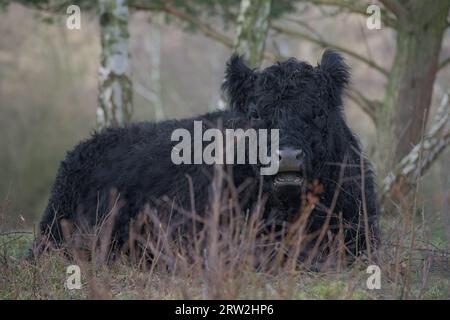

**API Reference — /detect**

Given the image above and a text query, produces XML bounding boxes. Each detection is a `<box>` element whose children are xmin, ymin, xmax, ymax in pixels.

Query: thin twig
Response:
<box><xmin>271</xmin><ymin>23</ymin><xmax>389</xmax><ymax>76</ymax></box>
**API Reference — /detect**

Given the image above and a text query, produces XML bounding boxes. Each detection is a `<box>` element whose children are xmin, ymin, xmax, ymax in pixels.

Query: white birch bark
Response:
<box><xmin>97</xmin><ymin>0</ymin><xmax>133</xmax><ymax>129</ymax></box>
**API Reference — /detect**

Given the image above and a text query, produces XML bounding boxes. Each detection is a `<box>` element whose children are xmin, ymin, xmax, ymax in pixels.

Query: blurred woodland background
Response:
<box><xmin>0</xmin><ymin>0</ymin><xmax>449</xmax><ymax>239</ymax></box>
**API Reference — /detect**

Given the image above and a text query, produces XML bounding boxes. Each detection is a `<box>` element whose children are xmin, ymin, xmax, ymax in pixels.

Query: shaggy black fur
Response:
<box><xmin>33</xmin><ymin>111</ymin><xmax>253</xmax><ymax>257</ymax></box>
<box><xmin>33</xmin><ymin>50</ymin><xmax>378</xmax><ymax>260</ymax></box>
<box><xmin>223</xmin><ymin>50</ymin><xmax>379</xmax><ymax>254</ymax></box>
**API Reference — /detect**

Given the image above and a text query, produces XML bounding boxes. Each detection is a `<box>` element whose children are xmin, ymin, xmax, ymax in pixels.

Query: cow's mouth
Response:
<box><xmin>273</xmin><ymin>172</ymin><xmax>304</xmax><ymax>188</ymax></box>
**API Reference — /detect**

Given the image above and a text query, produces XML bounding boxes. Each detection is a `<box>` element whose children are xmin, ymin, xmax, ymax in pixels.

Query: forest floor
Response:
<box><xmin>1</xmin><ymin>213</ymin><xmax>449</xmax><ymax>300</ymax></box>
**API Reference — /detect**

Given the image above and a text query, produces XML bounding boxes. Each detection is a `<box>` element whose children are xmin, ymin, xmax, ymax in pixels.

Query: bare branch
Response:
<box><xmin>284</xmin><ymin>16</ymin><xmax>326</xmax><ymax>40</ymax></box>
<box><xmin>31</xmin><ymin>0</ymin><xmax>73</xmax><ymax>12</ymax></box>
<box><xmin>271</xmin><ymin>23</ymin><xmax>389</xmax><ymax>77</ymax></box>
<box><xmin>378</xmin><ymin>0</ymin><xmax>407</xmax><ymax>19</ymax></box>
<box><xmin>439</xmin><ymin>56</ymin><xmax>450</xmax><ymax>71</ymax></box>
<box><xmin>131</xmin><ymin>3</ymin><xmax>233</xmax><ymax>48</ymax></box>
<box><xmin>132</xmin><ymin>3</ymin><xmax>387</xmax><ymax>117</ymax></box>
<box><xmin>233</xmin><ymin>0</ymin><xmax>272</xmax><ymax>67</ymax></box>
<box><xmin>300</xmin><ymin>0</ymin><xmax>397</xmax><ymax>27</ymax></box>
<box><xmin>345</xmin><ymin>87</ymin><xmax>380</xmax><ymax>124</ymax></box>
<box><xmin>382</xmin><ymin>92</ymin><xmax>450</xmax><ymax>206</ymax></box>
<box><xmin>130</xmin><ymin>2</ymin><xmax>278</xmax><ymax>61</ymax></box>
<box><xmin>0</xmin><ymin>231</ymin><xmax>33</xmax><ymax>236</ymax></box>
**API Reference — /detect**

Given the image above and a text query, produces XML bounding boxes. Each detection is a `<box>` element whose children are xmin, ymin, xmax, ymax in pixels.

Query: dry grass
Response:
<box><xmin>1</xmin><ymin>166</ymin><xmax>449</xmax><ymax>300</ymax></box>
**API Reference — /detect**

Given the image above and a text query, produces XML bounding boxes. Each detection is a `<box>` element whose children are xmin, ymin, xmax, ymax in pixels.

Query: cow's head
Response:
<box><xmin>222</xmin><ymin>50</ymin><xmax>350</xmax><ymax>200</ymax></box>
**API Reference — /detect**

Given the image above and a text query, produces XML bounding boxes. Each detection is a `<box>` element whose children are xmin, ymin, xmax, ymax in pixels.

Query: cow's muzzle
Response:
<box><xmin>273</xmin><ymin>148</ymin><xmax>305</xmax><ymax>188</ymax></box>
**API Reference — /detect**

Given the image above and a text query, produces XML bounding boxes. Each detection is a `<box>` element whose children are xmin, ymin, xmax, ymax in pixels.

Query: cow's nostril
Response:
<box><xmin>278</xmin><ymin>148</ymin><xmax>305</xmax><ymax>173</ymax></box>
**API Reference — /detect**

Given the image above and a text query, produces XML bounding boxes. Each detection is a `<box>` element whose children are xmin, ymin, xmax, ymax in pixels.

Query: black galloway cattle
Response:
<box><xmin>32</xmin><ymin>50</ymin><xmax>378</xmax><ymax>261</ymax></box>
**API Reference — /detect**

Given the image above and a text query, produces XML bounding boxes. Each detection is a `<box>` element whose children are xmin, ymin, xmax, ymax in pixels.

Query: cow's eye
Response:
<box><xmin>316</xmin><ymin>109</ymin><xmax>325</xmax><ymax>117</ymax></box>
<box><xmin>249</xmin><ymin>109</ymin><xmax>260</xmax><ymax>121</ymax></box>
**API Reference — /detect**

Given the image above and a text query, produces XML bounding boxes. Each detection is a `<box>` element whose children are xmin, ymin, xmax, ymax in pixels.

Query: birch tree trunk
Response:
<box><xmin>146</xmin><ymin>20</ymin><xmax>164</xmax><ymax>121</ymax></box>
<box><xmin>233</xmin><ymin>0</ymin><xmax>272</xmax><ymax>68</ymax></box>
<box><xmin>218</xmin><ymin>0</ymin><xmax>272</xmax><ymax>110</ymax></box>
<box><xmin>97</xmin><ymin>0</ymin><xmax>133</xmax><ymax>129</ymax></box>
<box><xmin>382</xmin><ymin>92</ymin><xmax>450</xmax><ymax>209</ymax></box>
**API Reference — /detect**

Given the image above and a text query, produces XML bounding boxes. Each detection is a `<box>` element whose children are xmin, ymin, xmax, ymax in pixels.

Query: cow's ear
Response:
<box><xmin>319</xmin><ymin>49</ymin><xmax>350</xmax><ymax>100</ymax></box>
<box><xmin>222</xmin><ymin>54</ymin><xmax>256</xmax><ymax>113</ymax></box>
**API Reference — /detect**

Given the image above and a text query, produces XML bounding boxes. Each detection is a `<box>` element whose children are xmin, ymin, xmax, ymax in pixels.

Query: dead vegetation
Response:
<box><xmin>1</xmin><ymin>165</ymin><xmax>449</xmax><ymax>300</ymax></box>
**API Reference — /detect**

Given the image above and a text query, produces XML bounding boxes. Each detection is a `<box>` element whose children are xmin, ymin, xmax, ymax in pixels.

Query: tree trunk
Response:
<box><xmin>97</xmin><ymin>0</ymin><xmax>133</xmax><ymax>129</ymax></box>
<box><xmin>233</xmin><ymin>0</ymin><xmax>272</xmax><ymax>68</ymax></box>
<box><xmin>376</xmin><ymin>0</ymin><xmax>450</xmax><ymax>177</ymax></box>
<box><xmin>382</xmin><ymin>93</ymin><xmax>450</xmax><ymax>208</ymax></box>
<box><xmin>146</xmin><ymin>19</ymin><xmax>164</xmax><ymax>121</ymax></box>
